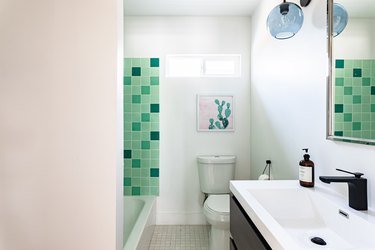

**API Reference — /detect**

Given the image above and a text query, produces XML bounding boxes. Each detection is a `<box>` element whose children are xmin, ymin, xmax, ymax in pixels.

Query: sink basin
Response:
<box><xmin>230</xmin><ymin>180</ymin><xmax>375</xmax><ymax>250</ymax></box>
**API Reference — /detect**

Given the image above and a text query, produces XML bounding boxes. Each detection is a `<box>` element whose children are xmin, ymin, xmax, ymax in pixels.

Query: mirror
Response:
<box><xmin>327</xmin><ymin>0</ymin><xmax>375</xmax><ymax>145</ymax></box>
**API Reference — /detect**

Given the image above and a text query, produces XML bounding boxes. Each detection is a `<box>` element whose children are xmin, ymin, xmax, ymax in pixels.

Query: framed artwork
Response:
<box><xmin>197</xmin><ymin>95</ymin><xmax>234</xmax><ymax>131</ymax></box>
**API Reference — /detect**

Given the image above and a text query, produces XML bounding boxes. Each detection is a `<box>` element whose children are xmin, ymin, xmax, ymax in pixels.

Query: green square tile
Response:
<box><xmin>344</xmin><ymin>104</ymin><xmax>352</xmax><ymax>112</ymax></box>
<box><xmin>150</xmin><ymin>168</ymin><xmax>159</xmax><ymax>177</ymax></box>
<box><xmin>353</xmin><ymin>86</ymin><xmax>361</xmax><ymax>95</ymax></box>
<box><xmin>353</xmin><ymin>95</ymin><xmax>362</xmax><ymax>104</ymax></box>
<box><xmin>132</xmin><ymin>140</ymin><xmax>141</xmax><ymax>149</ymax></box>
<box><xmin>132</xmin><ymin>77</ymin><xmax>140</xmax><ymax>85</ymax></box>
<box><xmin>124</xmin><ymin>95</ymin><xmax>132</xmax><ymax>104</ymax></box>
<box><xmin>335</xmin><ymin>96</ymin><xmax>343</xmax><ymax>103</ymax></box>
<box><xmin>362</xmin><ymin>131</ymin><xmax>371</xmax><ymax>139</ymax></box>
<box><xmin>362</xmin><ymin>78</ymin><xmax>371</xmax><ymax>86</ymax></box>
<box><xmin>124</xmin><ymin>76</ymin><xmax>132</xmax><ymax>85</ymax></box>
<box><xmin>124</xmin><ymin>159</ymin><xmax>132</xmax><ymax>168</ymax></box>
<box><xmin>141</xmin><ymin>104</ymin><xmax>150</xmax><ymax>113</ymax></box>
<box><xmin>140</xmin><ymin>187</ymin><xmax>150</xmax><ymax>195</ymax></box>
<box><xmin>123</xmin><ymin>178</ymin><xmax>133</xmax><ymax>188</ymax></box>
<box><xmin>353</xmin><ymin>78</ymin><xmax>362</xmax><ymax>86</ymax></box>
<box><xmin>343</xmin><ymin>113</ymin><xmax>352</xmax><ymax>122</ymax></box>
<box><xmin>132</xmin><ymin>169</ymin><xmax>140</xmax><ymax>177</ymax></box>
<box><xmin>132</xmin><ymin>86</ymin><xmax>141</xmax><ymax>95</ymax></box>
<box><xmin>141</xmin><ymin>132</ymin><xmax>149</xmax><ymax>140</ymax></box>
<box><xmin>336</xmin><ymin>59</ymin><xmax>344</xmax><ymax>68</ymax></box>
<box><xmin>141</xmin><ymin>86</ymin><xmax>150</xmax><ymax>95</ymax></box>
<box><xmin>343</xmin><ymin>122</ymin><xmax>351</xmax><ymax>131</ymax></box>
<box><xmin>124</xmin><ymin>187</ymin><xmax>131</xmax><ymax>196</ymax></box>
<box><xmin>151</xmin><ymin>159</ymin><xmax>159</xmax><ymax>168</ymax></box>
<box><xmin>140</xmin><ymin>58</ymin><xmax>150</xmax><ymax>68</ymax></box>
<box><xmin>345</xmin><ymin>69</ymin><xmax>352</xmax><ymax>77</ymax></box>
<box><xmin>124</xmin><ymin>85</ymin><xmax>131</xmax><ymax>94</ymax></box>
<box><xmin>124</xmin><ymin>67</ymin><xmax>131</xmax><ymax>77</ymax></box>
<box><xmin>132</xmin><ymin>95</ymin><xmax>141</xmax><ymax>103</ymax></box>
<box><xmin>150</xmin><ymin>104</ymin><xmax>159</xmax><ymax>113</ymax></box>
<box><xmin>150</xmin><ymin>141</ymin><xmax>159</xmax><ymax>150</ymax></box>
<box><xmin>362</xmin><ymin>114</ymin><xmax>371</xmax><ymax>122</ymax></box>
<box><xmin>141</xmin><ymin>68</ymin><xmax>150</xmax><ymax>77</ymax></box>
<box><xmin>371</xmin><ymin>86</ymin><xmax>375</xmax><ymax>95</ymax></box>
<box><xmin>150</xmin><ymin>58</ymin><xmax>159</xmax><ymax>67</ymax></box>
<box><xmin>142</xmin><ymin>95</ymin><xmax>150</xmax><ymax>104</ymax></box>
<box><xmin>335</xmin><ymin>104</ymin><xmax>344</xmax><ymax>113</ymax></box>
<box><xmin>141</xmin><ymin>168</ymin><xmax>149</xmax><ymax>177</ymax></box>
<box><xmin>334</xmin><ymin>131</ymin><xmax>343</xmax><ymax>136</ymax></box>
<box><xmin>141</xmin><ymin>150</ymin><xmax>151</xmax><ymax>159</ymax></box>
<box><xmin>132</xmin><ymin>187</ymin><xmax>141</xmax><ymax>196</ymax></box>
<box><xmin>124</xmin><ymin>123</ymin><xmax>132</xmax><ymax>132</ymax></box>
<box><xmin>335</xmin><ymin>69</ymin><xmax>344</xmax><ymax>77</ymax></box>
<box><xmin>352</xmin><ymin>122</ymin><xmax>361</xmax><ymax>130</ymax></box>
<box><xmin>150</xmin><ymin>68</ymin><xmax>159</xmax><ymax>77</ymax></box>
<box><xmin>132</xmin><ymin>178</ymin><xmax>140</xmax><ymax>186</ymax></box>
<box><xmin>141</xmin><ymin>77</ymin><xmax>151</xmax><ymax>85</ymax></box>
<box><xmin>362</xmin><ymin>104</ymin><xmax>371</xmax><ymax>112</ymax></box>
<box><xmin>150</xmin><ymin>187</ymin><xmax>159</xmax><ymax>196</ymax></box>
<box><xmin>344</xmin><ymin>87</ymin><xmax>352</xmax><ymax>95</ymax></box>
<box><xmin>124</xmin><ymin>150</ymin><xmax>132</xmax><ymax>159</ymax></box>
<box><xmin>363</xmin><ymin>60</ymin><xmax>371</xmax><ymax>68</ymax></box>
<box><xmin>150</xmin><ymin>131</ymin><xmax>160</xmax><ymax>140</ymax></box>
<box><xmin>335</xmin><ymin>122</ymin><xmax>344</xmax><ymax>130</ymax></box>
<box><xmin>363</xmin><ymin>69</ymin><xmax>371</xmax><ymax>77</ymax></box>
<box><xmin>335</xmin><ymin>78</ymin><xmax>344</xmax><ymax>86</ymax></box>
<box><xmin>132</xmin><ymin>159</ymin><xmax>141</xmax><ymax>168</ymax></box>
<box><xmin>131</xmin><ymin>104</ymin><xmax>141</xmax><ymax>113</ymax></box>
<box><xmin>131</xmin><ymin>58</ymin><xmax>141</xmax><ymax>66</ymax></box>
<box><xmin>141</xmin><ymin>113</ymin><xmax>150</xmax><ymax>122</ymax></box>
<box><xmin>353</xmin><ymin>60</ymin><xmax>362</xmax><ymax>67</ymax></box>
<box><xmin>132</xmin><ymin>67</ymin><xmax>141</xmax><ymax>76</ymax></box>
<box><xmin>124</xmin><ymin>103</ymin><xmax>131</xmax><ymax>112</ymax></box>
<box><xmin>131</xmin><ymin>113</ymin><xmax>141</xmax><ymax>122</ymax></box>
<box><xmin>132</xmin><ymin>122</ymin><xmax>141</xmax><ymax>131</ymax></box>
<box><xmin>124</xmin><ymin>58</ymin><xmax>131</xmax><ymax>68</ymax></box>
<box><xmin>353</xmin><ymin>68</ymin><xmax>362</xmax><ymax>77</ymax></box>
<box><xmin>150</xmin><ymin>77</ymin><xmax>159</xmax><ymax>85</ymax></box>
<box><xmin>353</xmin><ymin>104</ymin><xmax>361</xmax><ymax>112</ymax></box>
<box><xmin>371</xmin><ymin>104</ymin><xmax>375</xmax><ymax>112</ymax></box>
<box><xmin>353</xmin><ymin>113</ymin><xmax>361</xmax><ymax>121</ymax></box>
<box><xmin>124</xmin><ymin>168</ymin><xmax>131</xmax><ymax>177</ymax></box>
<box><xmin>124</xmin><ymin>140</ymin><xmax>131</xmax><ymax>149</ymax></box>
<box><xmin>335</xmin><ymin>86</ymin><xmax>343</xmax><ymax>97</ymax></box>
<box><xmin>151</xmin><ymin>122</ymin><xmax>159</xmax><ymax>131</ymax></box>
<box><xmin>141</xmin><ymin>123</ymin><xmax>150</xmax><ymax>131</ymax></box>
<box><xmin>362</xmin><ymin>95</ymin><xmax>371</xmax><ymax>104</ymax></box>
<box><xmin>149</xmin><ymin>177</ymin><xmax>159</xmax><ymax>186</ymax></box>
<box><xmin>141</xmin><ymin>159</ymin><xmax>150</xmax><ymax>168</ymax></box>
<box><xmin>141</xmin><ymin>178</ymin><xmax>150</xmax><ymax>186</ymax></box>
<box><xmin>344</xmin><ymin>77</ymin><xmax>352</xmax><ymax>86</ymax></box>
<box><xmin>141</xmin><ymin>141</ymin><xmax>150</xmax><ymax>149</ymax></box>
<box><xmin>362</xmin><ymin>87</ymin><xmax>371</xmax><ymax>96</ymax></box>
<box><xmin>353</xmin><ymin>131</ymin><xmax>362</xmax><ymax>138</ymax></box>
<box><xmin>344</xmin><ymin>95</ymin><xmax>352</xmax><ymax>104</ymax></box>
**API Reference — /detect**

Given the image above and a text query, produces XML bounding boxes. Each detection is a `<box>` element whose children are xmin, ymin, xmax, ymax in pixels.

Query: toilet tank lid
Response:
<box><xmin>197</xmin><ymin>155</ymin><xmax>236</xmax><ymax>164</ymax></box>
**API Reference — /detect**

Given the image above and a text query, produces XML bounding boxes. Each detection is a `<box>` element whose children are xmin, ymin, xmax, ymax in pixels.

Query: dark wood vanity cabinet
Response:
<box><xmin>230</xmin><ymin>194</ymin><xmax>272</xmax><ymax>250</ymax></box>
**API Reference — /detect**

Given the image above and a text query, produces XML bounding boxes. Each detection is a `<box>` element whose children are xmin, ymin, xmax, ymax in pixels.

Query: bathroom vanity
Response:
<box><xmin>229</xmin><ymin>180</ymin><xmax>375</xmax><ymax>250</ymax></box>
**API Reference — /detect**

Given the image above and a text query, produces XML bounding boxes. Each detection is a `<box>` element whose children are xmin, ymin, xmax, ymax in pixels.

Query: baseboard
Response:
<box><xmin>156</xmin><ymin>211</ymin><xmax>207</xmax><ymax>225</ymax></box>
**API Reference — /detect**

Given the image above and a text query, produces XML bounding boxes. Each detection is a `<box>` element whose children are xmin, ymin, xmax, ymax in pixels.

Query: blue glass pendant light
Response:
<box><xmin>267</xmin><ymin>0</ymin><xmax>311</xmax><ymax>40</ymax></box>
<box><xmin>333</xmin><ymin>3</ymin><xmax>348</xmax><ymax>37</ymax></box>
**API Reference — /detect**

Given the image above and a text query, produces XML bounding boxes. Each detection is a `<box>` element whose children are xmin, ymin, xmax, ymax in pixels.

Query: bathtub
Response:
<box><xmin>123</xmin><ymin>196</ymin><xmax>156</xmax><ymax>250</ymax></box>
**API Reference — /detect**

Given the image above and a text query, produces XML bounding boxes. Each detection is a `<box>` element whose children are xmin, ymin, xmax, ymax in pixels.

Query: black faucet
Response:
<box><xmin>319</xmin><ymin>169</ymin><xmax>367</xmax><ymax>211</ymax></box>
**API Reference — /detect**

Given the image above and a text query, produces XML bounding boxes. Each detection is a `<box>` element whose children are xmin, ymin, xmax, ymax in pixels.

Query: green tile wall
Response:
<box><xmin>124</xmin><ymin>58</ymin><xmax>160</xmax><ymax>196</ymax></box>
<box><xmin>334</xmin><ymin>59</ymin><xmax>375</xmax><ymax>139</ymax></box>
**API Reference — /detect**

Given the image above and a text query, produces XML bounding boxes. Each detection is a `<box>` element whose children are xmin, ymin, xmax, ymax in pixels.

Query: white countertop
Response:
<box><xmin>230</xmin><ymin>180</ymin><xmax>375</xmax><ymax>250</ymax></box>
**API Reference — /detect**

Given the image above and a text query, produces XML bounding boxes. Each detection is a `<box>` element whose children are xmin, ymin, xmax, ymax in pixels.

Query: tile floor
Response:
<box><xmin>149</xmin><ymin>225</ymin><xmax>209</xmax><ymax>250</ymax></box>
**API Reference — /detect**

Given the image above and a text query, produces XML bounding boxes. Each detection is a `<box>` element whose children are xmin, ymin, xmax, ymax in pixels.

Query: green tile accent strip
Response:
<box><xmin>124</xmin><ymin>58</ymin><xmax>159</xmax><ymax>196</ymax></box>
<box><xmin>334</xmin><ymin>59</ymin><xmax>375</xmax><ymax>140</ymax></box>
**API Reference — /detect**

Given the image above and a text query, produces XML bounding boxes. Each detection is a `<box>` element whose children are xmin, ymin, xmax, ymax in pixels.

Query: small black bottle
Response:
<box><xmin>299</xmin><ymin>148</ymin><xmax>314</xmax><ymax>187</ymax></box>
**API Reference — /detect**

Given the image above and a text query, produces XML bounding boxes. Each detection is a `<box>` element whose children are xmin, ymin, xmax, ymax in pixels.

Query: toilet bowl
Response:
<box><xmin>197</xmin><ymin>155</ymin><xmax>235</xmax><ymax>250</ymax></box>
<box><xmin>203</xmin><ymin>194</ymin><xmax>230</xmax><ymax>250</ymax></box>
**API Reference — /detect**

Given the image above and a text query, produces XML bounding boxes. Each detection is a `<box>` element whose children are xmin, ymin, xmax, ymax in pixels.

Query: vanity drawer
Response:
<box><xmin>230</xmin><ymin>195</ymin><xmax>271</xmax><ymax>250</ymax></box>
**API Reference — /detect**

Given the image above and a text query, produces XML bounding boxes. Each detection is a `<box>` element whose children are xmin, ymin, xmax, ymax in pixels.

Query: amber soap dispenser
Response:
<box><xmin>299</xmin><ymin>148</ymin><xmax>314</xmax><ymax>187</ymax></box>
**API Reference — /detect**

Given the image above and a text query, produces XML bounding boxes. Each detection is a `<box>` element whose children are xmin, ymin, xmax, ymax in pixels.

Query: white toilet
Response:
<box><xmin>197</xmin><ymin>155</ymin><xmax>236</xmax><ymax>250</ymax></box>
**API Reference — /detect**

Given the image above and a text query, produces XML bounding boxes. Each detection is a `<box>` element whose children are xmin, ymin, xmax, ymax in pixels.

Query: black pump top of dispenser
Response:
<box><xmin>302</xmin><ymin>148</ymin><xmax>310</xmax><ymax>160</ymax></box>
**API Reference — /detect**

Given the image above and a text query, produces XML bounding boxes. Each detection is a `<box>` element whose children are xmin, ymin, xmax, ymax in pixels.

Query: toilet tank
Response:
<box><xmin>197</xmin><ymin>155</ymin><xmax>236</xmax><ymax>194</ymax></box>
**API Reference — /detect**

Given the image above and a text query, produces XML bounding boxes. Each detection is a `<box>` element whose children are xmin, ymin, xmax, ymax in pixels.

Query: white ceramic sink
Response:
<box><xmin>230</xmin><ymin>180</ymin><xmax>375</xmax><ymax>250</ymax></box>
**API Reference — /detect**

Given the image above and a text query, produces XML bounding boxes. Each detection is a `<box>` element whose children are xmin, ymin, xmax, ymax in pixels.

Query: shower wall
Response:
<box><xmin>124</xmin><ymin>58</ymin><xmax>160</xmax><ymax>196</ymax></box>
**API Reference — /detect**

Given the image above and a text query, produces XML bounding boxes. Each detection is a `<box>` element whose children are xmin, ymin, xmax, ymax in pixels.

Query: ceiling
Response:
<box><xmin>124</xmin><ymin>0</ymin><xmax>261</xmax><ymax>16</ymax></box>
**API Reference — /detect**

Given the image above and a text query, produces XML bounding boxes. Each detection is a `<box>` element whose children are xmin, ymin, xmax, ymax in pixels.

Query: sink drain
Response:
<box><xmin>311</xmin><ymin>237</ymin><xmax>327</xmax><ymax>246</ymax></box>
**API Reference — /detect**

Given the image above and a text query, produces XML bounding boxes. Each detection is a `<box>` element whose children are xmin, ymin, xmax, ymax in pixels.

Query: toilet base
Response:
<box><xmin>209</xmin><ymin>225</ymin><xmax>230</xmax><ymax>250</ymax></box>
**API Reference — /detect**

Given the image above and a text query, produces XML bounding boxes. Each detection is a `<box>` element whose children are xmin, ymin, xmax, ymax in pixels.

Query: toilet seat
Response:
<box><xmin>203</xmin><ymin>194</ymin><xmax>230</xmax><ymax>226</ymax></box>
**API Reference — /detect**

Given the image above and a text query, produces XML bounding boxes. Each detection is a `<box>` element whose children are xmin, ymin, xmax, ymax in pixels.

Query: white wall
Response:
<box><xmin>0</xmin><ymin>1</ymin><xmax>123</xmax><ymax>250</ymax></box>
<box><xmin>125</xmin><ymin>16</ymin><xmax>251</xmax><ymax>224</ymax></box>
<box><xmin>251</xmin><ymin>0</ymin><xmax>375</xmax><ymax>209</ymax></box>
<box><xmin>335</xmin><ymin>18</ymin><xmax>375</xmax><ymax>58</ymax></box>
